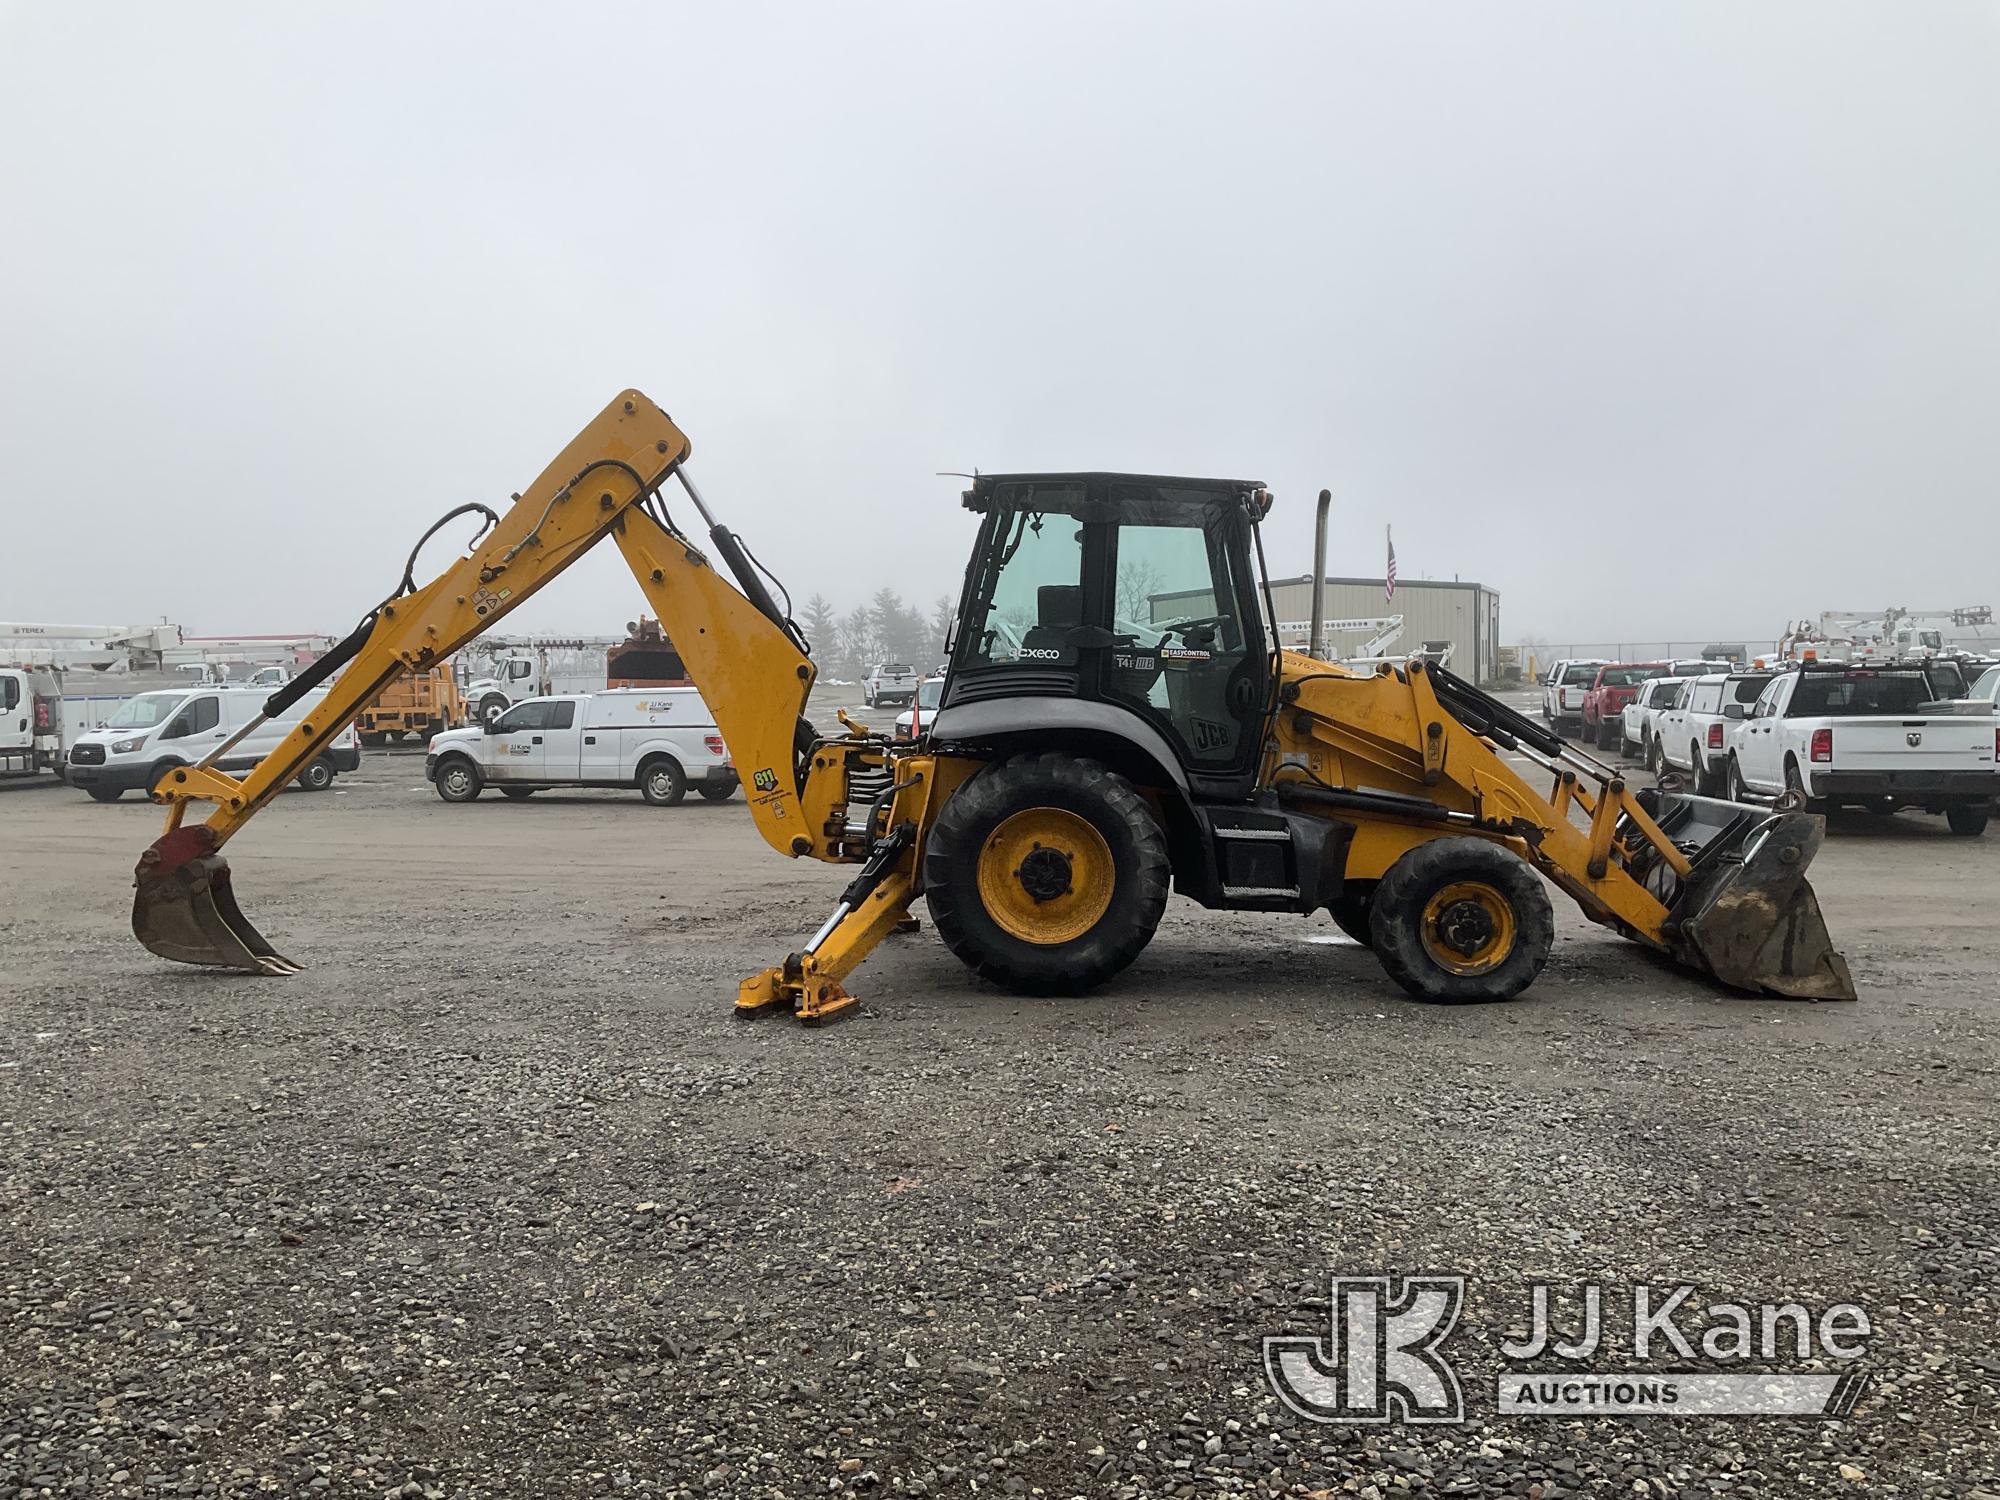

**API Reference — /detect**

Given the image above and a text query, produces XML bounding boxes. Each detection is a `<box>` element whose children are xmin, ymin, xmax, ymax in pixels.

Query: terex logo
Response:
<box><xmin>1263</xmin><ymin>1276</ymin><xmax>1464</xmax><ymax>1424</ymax></box>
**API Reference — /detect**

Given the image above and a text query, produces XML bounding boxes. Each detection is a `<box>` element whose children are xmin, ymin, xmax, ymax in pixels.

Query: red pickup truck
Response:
<box><xmin>1581</xmin><ymin>662</ymin><xmax>1675</xmax><ymax>749</ymax></box>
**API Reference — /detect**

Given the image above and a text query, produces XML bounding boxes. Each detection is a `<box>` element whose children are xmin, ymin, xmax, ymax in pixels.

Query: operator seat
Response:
<box><xmin>1020</xmin><ymin>584</ymin><xmax>1082</xmax><ymax>662</ymax></box>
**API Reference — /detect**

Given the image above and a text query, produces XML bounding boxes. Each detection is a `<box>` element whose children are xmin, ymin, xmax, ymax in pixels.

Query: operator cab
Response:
<box><xmin>943</xmin><ymin>473</ymin><xmax>1272</xmax><ymax>799</ymax></box>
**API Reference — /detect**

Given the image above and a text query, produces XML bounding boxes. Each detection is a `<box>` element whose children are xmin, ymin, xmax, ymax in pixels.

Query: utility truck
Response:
<box><xmin>0</xmin><ymin>666</ymin><xmax>65</xmax><ymax>781</ymax></box>
<box><xmin>358</xmin><ymin>667</ymin><xmax>466</xmax><ymax>744</ymax></box>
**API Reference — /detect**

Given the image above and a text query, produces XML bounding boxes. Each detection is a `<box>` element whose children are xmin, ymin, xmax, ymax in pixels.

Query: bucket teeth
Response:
<box><xmin>133</xmin><ymin>852</ymin><xmax>299</xmax><ymax>975</ymax></box>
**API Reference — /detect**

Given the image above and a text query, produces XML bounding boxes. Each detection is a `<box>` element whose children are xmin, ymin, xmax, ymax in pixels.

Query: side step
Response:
<box><xmin>1195</xmin><ymin>805</ymin><xmax>1350</xmax><ymax>913</ymax></box>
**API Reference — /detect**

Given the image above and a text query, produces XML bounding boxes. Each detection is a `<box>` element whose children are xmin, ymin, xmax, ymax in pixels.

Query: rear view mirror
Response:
<box><xmin>484</xmin><ymin>719</ymin><xmax>502</xmax><ymax>735</ymax></box>
<box><xmin>1722</xmin><ymin>704</ymin><xmax>1746</xmax><ymax>720</ymax></box>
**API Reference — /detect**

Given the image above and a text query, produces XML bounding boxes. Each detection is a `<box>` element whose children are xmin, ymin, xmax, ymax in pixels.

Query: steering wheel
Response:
<box><xmin>1155</xmin><ymin>614</ymin><xmax>1230</xmax><ymax>644</ymax></box>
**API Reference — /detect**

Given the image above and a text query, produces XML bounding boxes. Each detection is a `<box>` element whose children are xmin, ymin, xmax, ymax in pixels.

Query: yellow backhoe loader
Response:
<box><xmin>132</xmin><ymin>391</ymin><xmax>1856</xmax><ymax>1016</ymax></box>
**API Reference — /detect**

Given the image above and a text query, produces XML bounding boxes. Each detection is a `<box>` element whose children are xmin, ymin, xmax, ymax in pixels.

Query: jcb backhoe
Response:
<box><xmin>133</xmin><ymin>391</ymin><xmax>1856</xmax><ymax>1016</ymax></box>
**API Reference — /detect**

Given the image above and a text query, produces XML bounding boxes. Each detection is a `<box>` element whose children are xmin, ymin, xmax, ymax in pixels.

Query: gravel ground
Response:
<box><xmin>4</xmin><ymin>709</ymin><xmax>1998</xmax><ymax>1498</ymax></box>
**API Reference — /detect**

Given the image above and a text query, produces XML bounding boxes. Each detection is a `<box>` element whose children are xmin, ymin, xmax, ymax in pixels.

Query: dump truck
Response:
<box><xmin>130</xmin><ymin>391</ymin><xmax>1854</xmax><ymax>1017</ymax></box>
<box><xmin>355</xmin><ymin>666</ymin><xmax>465</xmax><ymax>745</ymax></box>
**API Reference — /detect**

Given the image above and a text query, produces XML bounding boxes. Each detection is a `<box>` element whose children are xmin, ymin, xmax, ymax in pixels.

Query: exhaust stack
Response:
<box><xmin>1308</xmin><ymin>488</ymin><xmax>1330</xmax><ymax>659</ymax></box>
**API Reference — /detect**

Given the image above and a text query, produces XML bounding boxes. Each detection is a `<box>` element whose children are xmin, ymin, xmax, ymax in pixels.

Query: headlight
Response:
<box><xmin>111</xmin><ymin>737</ymin><xmax>145</xmax><ymax>754</ymax></box>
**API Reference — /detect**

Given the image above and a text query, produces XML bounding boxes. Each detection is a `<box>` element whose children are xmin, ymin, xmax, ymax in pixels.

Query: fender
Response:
<box><xmin>928</xmin><ymin>696</ymin><xmax>1190</xmax><ymax>793</ymax></box>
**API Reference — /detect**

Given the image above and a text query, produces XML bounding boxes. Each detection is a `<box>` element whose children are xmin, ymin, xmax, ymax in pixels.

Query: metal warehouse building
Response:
<box><xmin>1263</xmin><ymin>575</ymin><xmax>1502</xmax><ymax>683</ymax></box>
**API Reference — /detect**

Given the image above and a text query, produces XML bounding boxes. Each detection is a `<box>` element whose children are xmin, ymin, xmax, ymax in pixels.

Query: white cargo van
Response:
<box><xmin>424</xmin><ymin>688</ymin><xmax>736</xmax><ymax>806</ymax></box>
<box><xmin>65</xmin><ymin>686</ymin><xmax>361</xmax><ymax>802</ymax></box>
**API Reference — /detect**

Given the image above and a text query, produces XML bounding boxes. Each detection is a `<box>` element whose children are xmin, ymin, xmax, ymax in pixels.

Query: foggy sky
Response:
<box><xmin>3</xmin><ymin>2</ymin><xmax>1996</xmax><ymax>648</ymax></box>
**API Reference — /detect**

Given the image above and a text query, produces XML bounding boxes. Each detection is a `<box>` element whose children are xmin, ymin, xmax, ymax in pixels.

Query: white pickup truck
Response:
<box><xmin>1725</xmin><ymin>662</ymin><xmax>1998</xmax><ymax>833</ymax></box>
<box><xmin>863</xmin><ymin>662</ymin><xmax>918</xmax><ymax>709</ymax></box>
<box><xmin>1658</xmin><ymin>669</ymin><xmax>1775</xmax><ymax>794</ymax></box>
<box><xmin>1622</xmin><ymin>674</ymin><xmax>1692</xmax><ymax>760</ymax></box>
<box><xmin>1541</xmin><ymin>658</ymin><xmax>1608</xmax><ymax>735</ymax></box>
<box><xmin>425</xmin><ymin>688</ymin><xmax>736</xmax><ymax>806</ymax></box>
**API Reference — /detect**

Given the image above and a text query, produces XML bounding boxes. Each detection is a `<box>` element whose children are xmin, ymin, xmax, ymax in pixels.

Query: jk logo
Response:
<box><xmin>1263</xmin><ymin>1276</ymin><xmax>1465</xmax><ymax>1424</ymax></box>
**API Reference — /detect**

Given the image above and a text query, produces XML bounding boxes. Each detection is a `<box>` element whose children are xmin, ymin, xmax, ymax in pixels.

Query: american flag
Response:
<box><xmin>1385</xmin><ymin>525</ymin><xmax>1397</xmax><ymax>601</ymax></box>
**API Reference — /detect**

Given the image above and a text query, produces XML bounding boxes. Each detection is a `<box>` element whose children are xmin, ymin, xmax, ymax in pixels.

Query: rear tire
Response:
<box><xmin>86</xmin><ymin>786</ymin><xmax>123</xmax><ymax>803</ymax></box>
<box><xmin>640</xmin><ymin>757</ymin><xmax>686</xmax><ymax>807</ymax></box>
<box><xmin>479</xmin><ymin>694</ymin><xmax>510</xmax><ymax>726</ymax></box>
<box><xmin>1693</xmin><ymin>758</ymin><xmax>1723</xmax><ymax>798</ymax></box>
<box><xmin>435</xmin><ymin>758</ymin><xmax>481</xmax><ymax>802</ymax></box>
<box><xmin>360</xmin><ymin>731</ymin><xmax>388</xmax><ymax>748</ymax></box>
<box><xmin>500</xmin><ymin>787</ymin><xmax>536</xmax><ymax>801</ymax></box>
<box><xmin>1946</xmin><ymin>804</ymin><xmax>1989</xmax><ymax>837</ymax></box>
<box><xmin>1783</xmin><ymin>757</ymin><xmax>1823</xmax><ymax>816</ymax></box>
<box><xmin>296</xmin><ymin>757</ymin><xmax>336</xmax><ymax>792</ymax></box>
<box><xmin>1369</xmin><ymin>837</ymin><xmax>1553</xmax><ymax>1003</ymax></box>
<box><xmin>924</xmin><ymin>752</ymin><xmax>1169</xmax><ymax>995</ymax></box>
<box><xmin>698</xmin><ymin>781</ymin><xmax>737</xmax><ymax>802</ymax></box>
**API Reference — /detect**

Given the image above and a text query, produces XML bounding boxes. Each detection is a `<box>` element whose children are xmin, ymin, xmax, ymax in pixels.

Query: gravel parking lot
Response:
<box><xmin>5</xmin><ymin>703</ymin><xmax>1998</xmax><ymax>1498</ymax></box>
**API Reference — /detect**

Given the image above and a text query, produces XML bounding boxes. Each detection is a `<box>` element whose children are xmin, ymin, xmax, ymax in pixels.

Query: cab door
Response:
<box><xmin>484</xmin><ymin>700</ymin><xmax>551</xmax><ymax>781</ymax></box>
<box><xmin>537</xmin><ymin>700</ymin><xmax>583</xmax><ymax>779</ymax></box>
<box><xmin>1735</xmin><ymin>676</ymin><xmax>1789</xmax><ymax>791</ymax></box>
<box><xmin>1098</xmin><ymin>492</ymin><xmax>1266</xmax><ymax>788</ymax></box>
<box><xmin>0</xmin><ymin>672</ymin><xmax>28</xmax><ymax>755</ymax></box>
<box><xmin>160</xmin><ymin>693</ymin><xmax>226</xmax><ymax>762</ymax></box>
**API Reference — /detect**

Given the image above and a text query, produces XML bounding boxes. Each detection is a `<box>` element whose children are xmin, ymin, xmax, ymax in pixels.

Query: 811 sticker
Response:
<box><xmin>752</xmin><ymin>767</ymin><xmax>779</xmax><ymax>794</ymax></box>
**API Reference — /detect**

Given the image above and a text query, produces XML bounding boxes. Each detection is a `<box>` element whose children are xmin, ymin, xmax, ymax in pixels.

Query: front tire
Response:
<box><xmin>924</xmin><ymin>752</ymin><xmax>1169</xmax><ymax>995</ymax></box>
<box><xmin>478</xmin><ymin>694</ymin><xmax>510</xmax><ymax>726</ymax></box>
<box><xmin>1946</xmin><ymin>804</ymin><xmax>1990</xmax><ymax>837</ymax></box>
<box><xmin>435</xmin><ymin>758</ymin><xmax>481</xmax><ymax>802</ymax></box>
<box><xmin>86</xmin><ymin>786</ymin><xmax>123</xmax><ymax>803</ymax></box>
<box><xmin>1369</xmin><ymin>837</ymin><xmax>1554</xmax><ymax>1003</ymax></box>
<box><xmin>698</xmin><ymin>781</ymin><xmax>737</xmax><ymax>802</ymax></box>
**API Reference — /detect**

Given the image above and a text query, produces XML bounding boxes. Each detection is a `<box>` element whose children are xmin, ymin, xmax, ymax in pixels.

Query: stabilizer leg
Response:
<box><xmin>737</xmin><ymin>867</ymin><xmax>918</xmax><ymax>1023</ymax></box>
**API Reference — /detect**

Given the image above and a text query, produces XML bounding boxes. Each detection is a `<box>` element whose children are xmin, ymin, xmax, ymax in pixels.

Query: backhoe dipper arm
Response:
<box><xmin>134</xmin><ymin>390</ymin><xmax>823</xmax><ymax>974</ymax></box>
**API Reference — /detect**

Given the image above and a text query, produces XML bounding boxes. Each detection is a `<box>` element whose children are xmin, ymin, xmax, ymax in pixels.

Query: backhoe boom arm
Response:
<box><xmin>134</xmin><ymin>391</ymin><xmax>836</xmax><ymax>976</ymax></box>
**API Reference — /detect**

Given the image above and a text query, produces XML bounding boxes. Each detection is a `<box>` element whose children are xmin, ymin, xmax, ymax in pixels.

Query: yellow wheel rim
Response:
<box><xmin>975</xmin><ymin>807</ymin><xmax>1116</xmax><ymax>946</ymax></box>
<box><xmin>1419</xmin><ymin>881</ymin><xmax>1517</xmax><ymax>976</ymax></box>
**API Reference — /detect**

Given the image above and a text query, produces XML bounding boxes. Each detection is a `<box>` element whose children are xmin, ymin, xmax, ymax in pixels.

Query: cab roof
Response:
<box><xmin>962</xmin><ymin>472</ymin><xmax>1265</xmax><ymax>513</ymax></box>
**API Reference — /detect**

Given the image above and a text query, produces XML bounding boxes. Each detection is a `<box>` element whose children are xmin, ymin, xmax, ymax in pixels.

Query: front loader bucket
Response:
<box><xmin>1651</xmin><ymin>794</ymin><xmax>1855</xmax><ymax>1001</ymax></box>
<box><xmin>134</xmin><ymin>829</ymin><xmax>299</xmax><ymax>976</ymax></box>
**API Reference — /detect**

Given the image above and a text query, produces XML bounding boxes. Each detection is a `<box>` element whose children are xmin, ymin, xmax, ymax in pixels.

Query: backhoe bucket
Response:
<box><xmin>1651</xmin><ymin>794</ymin><xmax>1855</xmax><ymax>1001</ymax></box>
<box><xmin>133</xmin><ymin>831</ymin><xmax>299</xmax><ymax>976</ymax></box>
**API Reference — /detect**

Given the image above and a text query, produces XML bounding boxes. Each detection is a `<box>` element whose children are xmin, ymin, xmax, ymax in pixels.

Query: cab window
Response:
<box><xmin>494</xmin><ymin>701</ymin><xmax>552</xmax><ymax>733</ymax></box>
<box><xmin>164</xmin><ymin>696</ymin><xmax>220</xmax><ymax>738</ymax></box>
<box><xmin>547</xmin><ymin>702</ymin><xmax>576</xmax><ymax>730</ymax></box>
<box><xmin>962</xmin><ymin>489</ymin><xmax>1087</xmax><ymax>669</ymax></box>
<box><xmin>0</xmin><ymin>676</ymin><xmax>17</xmax><ymax>712</ymax></box>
